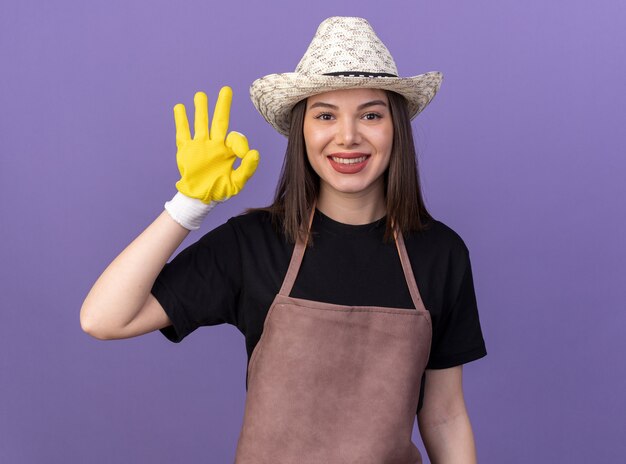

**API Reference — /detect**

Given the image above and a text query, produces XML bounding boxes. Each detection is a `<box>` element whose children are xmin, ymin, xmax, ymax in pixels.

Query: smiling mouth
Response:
<box><xmin>330</xmin><ymin>156</ymin><xmax>368</xmax><ymax>164</ymax></box>
<box><xmin>326</xmin><ymin>153</ymin><xmax>371</xmax><ymax>174</ymax></box>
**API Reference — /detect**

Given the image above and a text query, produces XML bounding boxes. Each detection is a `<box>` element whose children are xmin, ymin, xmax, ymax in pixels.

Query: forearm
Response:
<box><xmin>80</xmin><ymin>210</ymin><xmax>189</xmax><ymax>333</ymax></box>
<box><xmin>418</xmin><ymin>410</ymin><xmax>477</xmax><ymax>464</ymax></box>
<box><xmin>81</xmin><ymin>87</ymin><xmax>258</xmax><ymax>338</ymax></box>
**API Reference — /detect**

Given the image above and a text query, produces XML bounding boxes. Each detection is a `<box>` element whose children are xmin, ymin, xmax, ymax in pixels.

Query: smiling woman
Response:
<box><xmin>80</xmin><ymin>15</ymin><xmax>487</xmax><ymax>464</ymax></box>
<box><xmin>260</xmin><ymin>86</ymin><xmax>432</xmax><ymax>245</ymax></box>
<box><xmin>304</xmin><ymin>88</ymin><xmax>393</xmax><ymax>215</ymax></box>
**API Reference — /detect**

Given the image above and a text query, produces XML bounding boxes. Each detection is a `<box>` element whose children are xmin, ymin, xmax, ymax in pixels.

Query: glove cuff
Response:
<box><xmin>164</xmin><ymin>192</ymin><xmax>217</xmax><ymax>231</ymax></box>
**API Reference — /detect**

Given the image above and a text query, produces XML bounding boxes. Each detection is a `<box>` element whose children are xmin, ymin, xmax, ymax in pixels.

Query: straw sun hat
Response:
<box><xmin>249</xmin><ymin>16</ymin><xmax>443</xmax><ymax>137</ymax></box>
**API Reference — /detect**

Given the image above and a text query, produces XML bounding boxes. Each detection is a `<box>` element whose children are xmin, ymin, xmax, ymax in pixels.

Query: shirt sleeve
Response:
<box><xmin>426</xmin><ymin>241</ymin><xmax>487</xmax><ymax>369</ymax></box>
<box><xmin>150</xmin><ymin>220</ymin><xmax>242</xmax><ymax>343</ymax></box>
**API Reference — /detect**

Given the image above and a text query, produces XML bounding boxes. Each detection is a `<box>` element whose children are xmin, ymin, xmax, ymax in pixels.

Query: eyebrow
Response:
<box><xmin>308</xmin><ymin>100</ymin><xmax>388</xmax><ymax>111</ymax></box>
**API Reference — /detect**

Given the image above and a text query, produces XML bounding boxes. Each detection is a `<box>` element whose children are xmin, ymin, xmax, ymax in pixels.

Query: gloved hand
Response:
<box><xmin>174</xmin><ymin>87</ymin><xmax>260</xmax><ymax>202</ymax></box>
<box><xmin>164</xmin><ymin>87</ymin><xmax>260</xmax><ymax>230</ymax></box>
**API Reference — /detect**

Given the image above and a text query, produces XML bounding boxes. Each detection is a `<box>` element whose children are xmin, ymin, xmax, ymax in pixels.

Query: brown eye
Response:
<box><xmin>314</xmin><ymin>113</ymin><xmax>334</xmax><ymax>121</ymax></box>
<box><xmin>363</xmin><ymin>113</ymin><xmax>382</xmax><ymax>120</ymax></box>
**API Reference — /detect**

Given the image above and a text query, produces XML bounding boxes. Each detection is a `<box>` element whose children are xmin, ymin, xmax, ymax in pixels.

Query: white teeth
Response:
<box><xmin>331</xmin><ymin>156</ymin><xmax>368</xmax><ymax>164</ymax></box>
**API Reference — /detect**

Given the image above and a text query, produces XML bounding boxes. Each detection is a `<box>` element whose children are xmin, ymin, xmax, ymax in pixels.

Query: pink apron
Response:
<box><xmin>234</xmin><ymin>209</ymin><xmax>432</xmax><ymax>463</ymax></box>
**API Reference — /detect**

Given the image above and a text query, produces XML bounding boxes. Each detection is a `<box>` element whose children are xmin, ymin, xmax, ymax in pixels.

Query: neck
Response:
<box><xmin>316</xmin><ymin>181</ymin><xmax>386</xmax><ymax>225</ymax></box>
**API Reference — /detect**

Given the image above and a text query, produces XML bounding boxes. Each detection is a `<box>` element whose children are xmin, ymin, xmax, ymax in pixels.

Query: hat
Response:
<box><xmin>249</xmin><ymin>16</ymin><xmax>443</xmax><ymax>137</ymax></box>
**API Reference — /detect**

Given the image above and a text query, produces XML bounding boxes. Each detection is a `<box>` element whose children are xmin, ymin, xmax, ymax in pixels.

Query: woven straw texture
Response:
<box><xmin>250</xmin><ymin>17</ymin><xmax>443</xmax><ymax>137</ymax></box>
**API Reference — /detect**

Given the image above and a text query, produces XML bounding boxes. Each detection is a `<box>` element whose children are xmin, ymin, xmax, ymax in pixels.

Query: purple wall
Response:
<box><xmin>2</xmin><ymin>1</ymin><xmax>625</xmax><ymax>462</ymax></box>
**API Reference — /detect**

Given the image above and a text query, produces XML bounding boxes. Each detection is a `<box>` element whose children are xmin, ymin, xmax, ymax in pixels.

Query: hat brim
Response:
<box><xmin>250</xmin><ymin>71</ymin><xmax>443</xmax><ymax>137</ymax></box>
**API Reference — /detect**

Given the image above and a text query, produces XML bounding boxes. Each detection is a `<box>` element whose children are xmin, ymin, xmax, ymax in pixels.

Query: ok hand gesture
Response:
<box><xmin>173</xmin><ymin>86</ymin><xmax>260</xmax><ymax>204</ymax></box>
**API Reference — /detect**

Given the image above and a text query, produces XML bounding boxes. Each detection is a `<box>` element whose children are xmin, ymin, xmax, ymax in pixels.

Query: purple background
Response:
<box><xmin>2</xmin><ymin>0</ymin><xmax>625</xmax><ymax>462</ymax></box>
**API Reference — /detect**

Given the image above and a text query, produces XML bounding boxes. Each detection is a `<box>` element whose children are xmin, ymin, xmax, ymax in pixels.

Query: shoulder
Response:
<box><xmin>405</xmin><ymin>219</ymin><xmax>470</xmax><ymax>275</ymax></box>
<box><xmin>408</xmin><ymin>219</ymin><xmax>469</xmax><ymax>252</ymax></box>
<box><xmin>227</xmin><ymin>209</ymin><xmax>273</xmax><ymax>226</ymax></box>
<box><xmin>192</xmin><ymin>210</ymin><xmax>275</xmax><ymax>249</ymax></box>
<box><xmin>224</xmin><ymin>209</ymin><xmax>289</xmax><ymax>251</ymax></box>
<box><xmin>225</xmin><ymin>209</ymin><xmax>278</xmax><ymax>236</ymax></box>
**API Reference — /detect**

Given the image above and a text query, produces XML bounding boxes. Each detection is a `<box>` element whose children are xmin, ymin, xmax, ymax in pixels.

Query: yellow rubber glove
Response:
<box><xmin>174</xmin><ymin>87</ymin><xmax>260</xmax><ymax>203</ymax></box>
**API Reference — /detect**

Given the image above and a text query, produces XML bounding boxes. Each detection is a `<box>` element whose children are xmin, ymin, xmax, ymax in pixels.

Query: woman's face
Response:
<box><xmin>303</xmin><ymin>88</ymin><xmax>393</xmax><ymax>198</ymax></box>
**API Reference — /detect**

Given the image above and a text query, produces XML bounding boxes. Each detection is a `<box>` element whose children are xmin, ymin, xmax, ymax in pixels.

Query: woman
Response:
<box><xmin>81</xmin><ymin>16</ymin><xmax>486</xmax><ymax>463</ymax></box>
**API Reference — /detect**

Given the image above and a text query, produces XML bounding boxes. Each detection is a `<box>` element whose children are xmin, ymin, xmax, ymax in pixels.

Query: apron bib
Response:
<box><xmin>234</xmin><ymin>209</ymin><xmax>432</xmax><ymax>463</ymax></box>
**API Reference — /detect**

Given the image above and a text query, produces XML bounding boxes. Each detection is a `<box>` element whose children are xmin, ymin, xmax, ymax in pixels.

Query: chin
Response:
<box><xmin>327</xmin><ymin>178</ymin><xmax>376</xmax><ymax>195</ymax></box>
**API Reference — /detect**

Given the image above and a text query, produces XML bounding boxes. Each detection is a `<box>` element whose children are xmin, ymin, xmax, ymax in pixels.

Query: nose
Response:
<box><xmin>335</xmin><ymin>118</ymin><xmax>361</xmax><ymax>147</ymax></box>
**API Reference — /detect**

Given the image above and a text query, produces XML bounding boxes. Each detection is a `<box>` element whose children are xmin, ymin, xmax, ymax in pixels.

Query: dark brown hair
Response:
<box><xmin>247</xmin><ymin>90</ymin><xmax>433</xmax><ymax>244</ymax></box>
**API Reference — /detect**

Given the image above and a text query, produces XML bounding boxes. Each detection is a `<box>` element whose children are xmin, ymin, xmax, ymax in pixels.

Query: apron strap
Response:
<box><xmin>280</xmin><ymin>202</ymin><xmax>427</xmax><ymax>312</ymax></box>
<box><xmin>279</xmin><ymin>201</ymin><xmax>317</xmax><ymax>296</ymax></box>
<box><xmin>393</xmin><ymin>228</ymin><xmax>428</xmax><ymax>312</ymax></box>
